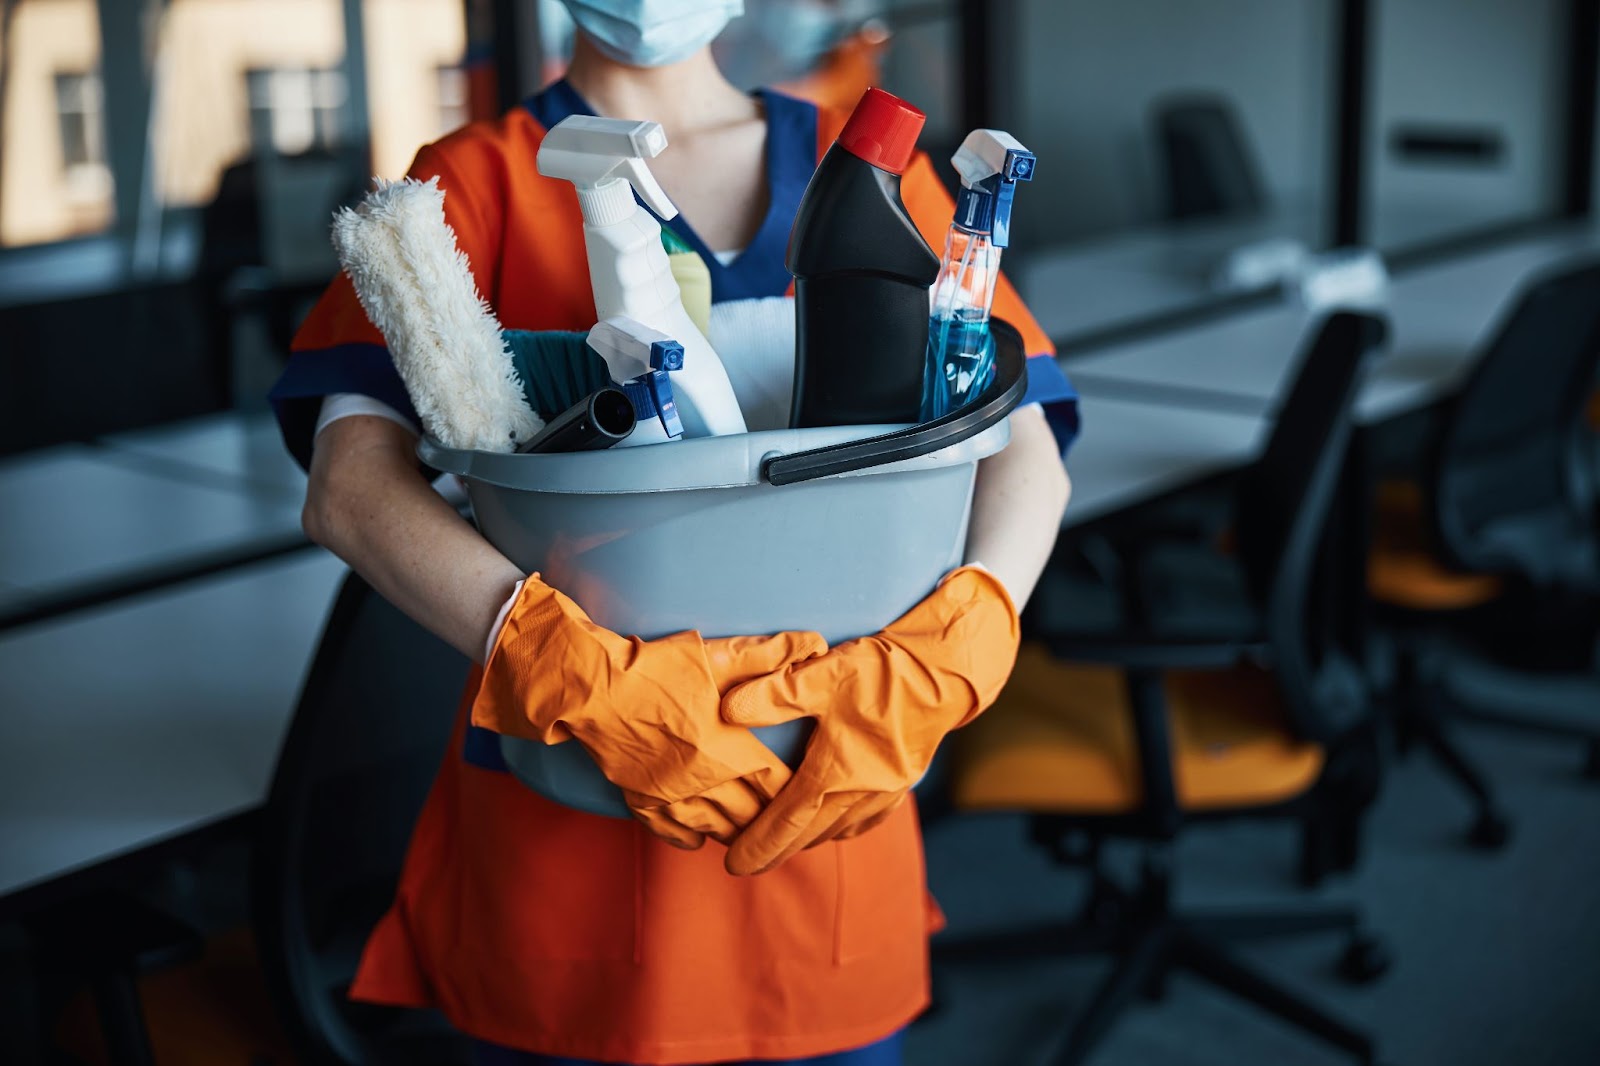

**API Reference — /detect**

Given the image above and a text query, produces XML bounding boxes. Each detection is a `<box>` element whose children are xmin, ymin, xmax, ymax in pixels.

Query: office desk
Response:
<box><xmin>0</xmin><ymin>550</ymin><xmax>347</xmax><ymax>902</ymax></box>
<box><xmin>1060</xmin><ymin>393</ymin><xmax>1269</xmax><ymax>528</ymax></box>
<box><xmin>1062</xmin><ymin>226</ymin><xmax>1600</xmax><ymax>423</ymax></box>
<box><xmin>0</xmin><ymin>443</ymin><xmax>308</xmax><ymax>630</ymax></box>
<box><xmin>1014</xmin><ymin>212</ymin><xmax>1309</xmax><ymax>344</ymax></box>
<box><xmin>100</xmin><ymin>411</ymin><xmax>306</xmax><ymax>495</ymax></box>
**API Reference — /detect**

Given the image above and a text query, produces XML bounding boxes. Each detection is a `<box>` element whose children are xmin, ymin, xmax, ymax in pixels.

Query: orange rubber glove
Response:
<box><xmin>720</xmin><ymin>566</ymin><xmax>1021</xmax><ymax>875</ymax></box>
<box><xmin>471</xmin><ymin>575</ymin><xmax>827</xmax><ymax>849</ymax></box>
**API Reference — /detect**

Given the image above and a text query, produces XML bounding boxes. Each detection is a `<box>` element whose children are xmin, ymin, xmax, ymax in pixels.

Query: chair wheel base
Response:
<box><xmin>1337</xmin><ymin>934</ymin><xmax>1391</xmax><ymax>985</ymax></box>
<box><xmin>1468</xmin><ymin>811</ymin><xmax>1511</xmax><ymax>850</ymax></box>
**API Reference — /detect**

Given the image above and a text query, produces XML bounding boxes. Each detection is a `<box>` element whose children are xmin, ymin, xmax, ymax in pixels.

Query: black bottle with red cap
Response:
<box><xmin>787</xmin><ymin>88</ymin><xmax>940</xmax><ymax>428</ymax></box>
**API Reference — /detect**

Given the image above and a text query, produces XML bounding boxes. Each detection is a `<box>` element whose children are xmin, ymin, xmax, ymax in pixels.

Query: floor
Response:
<box><xmin>914</xmin><ymin>723</ymin><xmax>1600</xmax><ymax>1066</ymax></box>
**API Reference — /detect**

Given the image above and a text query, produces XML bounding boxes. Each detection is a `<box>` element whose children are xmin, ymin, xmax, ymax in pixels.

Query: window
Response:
<box><xmin>247</xmin><ymin>67</ymin><xmax>347</xmax><ymax>156</ymax></box>
<box><xmin>361</xmin><ymin>0</ymin><xmax>469</xmax><ymax>177</ymax></box>
<box><xmin>0</xmin><ymin>0</ymin><xmax>116</xmax><ymax>246</ymax></box>
<box><xmin>53</xmin><ymin>70</ymin><xmax>114</xmax><ymax>210</ymax></box>
<box><xmin>55</xmin><ymin>71</ymin><xmax>107</xmax><ymax>169</ymax></box>
<box><xmin>436</xmin><ymin>65</ymin><xmax>470</xmax><ymax>137</ymax></box>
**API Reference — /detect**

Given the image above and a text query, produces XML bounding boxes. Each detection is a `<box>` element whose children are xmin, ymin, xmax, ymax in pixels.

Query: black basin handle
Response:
<box><xmin>762</xmin><ymin>318</ymin><xmax>1030</xmax><ymax>486</ymax></box>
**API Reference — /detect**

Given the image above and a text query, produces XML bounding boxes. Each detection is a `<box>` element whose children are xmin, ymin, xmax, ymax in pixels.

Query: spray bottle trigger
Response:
<box><xmin>621</xmin><ymin>156</ymin><xmax>678</xmax><ymax>220</ymax></box>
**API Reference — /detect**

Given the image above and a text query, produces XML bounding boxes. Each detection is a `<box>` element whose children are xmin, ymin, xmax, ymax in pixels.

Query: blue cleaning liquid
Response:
<box><xmin>923</xmin><ymin>311</ymin><xmax>996</xmax><ymax>420</ymax></box>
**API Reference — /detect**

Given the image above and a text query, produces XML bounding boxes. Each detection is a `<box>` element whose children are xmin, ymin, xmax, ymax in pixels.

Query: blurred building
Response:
<box><xmin>0</xmin><ymin>0</ymin><xmax>469</xmax><ymax>248</ymax></box>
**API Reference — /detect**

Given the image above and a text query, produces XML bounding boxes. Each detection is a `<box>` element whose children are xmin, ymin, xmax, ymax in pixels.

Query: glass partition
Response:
<box><xmin>997</xmin><ymin>0</ymin><xmax>1339</xmax><ymax>346</ymax></box>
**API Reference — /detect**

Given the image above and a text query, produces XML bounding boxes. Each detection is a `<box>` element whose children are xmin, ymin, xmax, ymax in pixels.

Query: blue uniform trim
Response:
<box><xmin>463</xmin><ymin>724</ymin><xmax>511</xmax><ymax>771</ymax></box>
<box><xmin>526</xmin><ymin>80</ymin><xmax>818</xmax><ymax>302</ymax></box>
<box><xmin>269</xmin><ymin>342</ymin><xmax>419</xmax><ymax>471</ymax></box>
<box><xmin>1022</xmin><ymin>353</ymin><xmax>1081</xmax><ymax>457</ymax></box>
<box><xmin>470</xmin><ymin>1028</ymin><xmax>905</xmax><ymax>1066</ymax></box>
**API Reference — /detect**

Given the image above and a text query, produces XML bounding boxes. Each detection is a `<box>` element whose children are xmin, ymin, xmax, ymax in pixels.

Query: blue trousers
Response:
<box><xmin>470</xmin><ymin>1029</ymin><xmax>905</xmax><ymax>1066</ymax></box>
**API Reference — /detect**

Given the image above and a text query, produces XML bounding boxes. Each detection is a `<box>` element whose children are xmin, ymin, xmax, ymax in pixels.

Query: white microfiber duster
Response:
<box><xmin>331</xmin><ymin>176</ymin><xmax>542</xmax><ymax>451</ymax></box>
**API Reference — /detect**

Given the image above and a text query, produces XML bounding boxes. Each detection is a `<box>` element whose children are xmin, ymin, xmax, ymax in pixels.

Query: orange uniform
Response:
<box><xmin>271</xmin><ymin>81</ymin><xmax>1076</xmax><ymax>1064</ymax></box>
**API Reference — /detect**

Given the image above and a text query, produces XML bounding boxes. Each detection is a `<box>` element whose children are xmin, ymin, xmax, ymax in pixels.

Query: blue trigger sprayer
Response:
<box><xmin>586</xmin><ymin>316</ymin><xmax>686</xmax><ymax>446</ymax></box>
<box><xmin>923</xmin><ymin>129</ymin><xmax>1035</xmax><ymax>420</ymax></box>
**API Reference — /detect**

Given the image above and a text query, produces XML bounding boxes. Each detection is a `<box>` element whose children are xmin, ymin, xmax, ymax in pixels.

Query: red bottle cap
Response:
<box><xmin>836</xmin><ymin>88</ymin><xmax>926</xmax><ymax>176</ymax></box>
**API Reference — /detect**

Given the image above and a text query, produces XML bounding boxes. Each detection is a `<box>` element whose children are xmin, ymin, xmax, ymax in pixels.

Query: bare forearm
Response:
<box><xmin>303</xmin><ymin>416</ymin><xmax>524</xmax><ymax>662</ymax></box>
<box><xmin>965</xmin><ymin>405</ymin><xmax>1071</xmax><ymax>608</ymax></box>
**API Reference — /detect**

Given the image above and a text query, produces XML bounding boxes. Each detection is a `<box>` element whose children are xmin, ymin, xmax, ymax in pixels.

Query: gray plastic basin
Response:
<box><xmin>420</xmin><ymin>419</ymin><xmax>1011</xmax><ymax>818</ymax></box>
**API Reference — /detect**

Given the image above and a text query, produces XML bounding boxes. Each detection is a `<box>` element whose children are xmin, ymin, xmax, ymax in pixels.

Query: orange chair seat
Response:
<box><xmin>952</xmin><ymin>643</ymin><xmax>1324</xmax><ymax>816</ymax></box>
<box><xmin>1367</xmin><ymin>480</ymin><xmax>1501</xmax><ymax>610</ymax></box>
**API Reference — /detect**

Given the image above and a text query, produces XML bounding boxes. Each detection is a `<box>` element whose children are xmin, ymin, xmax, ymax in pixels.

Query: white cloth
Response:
<box><xmin>315</xmin><ymin>392</ymin><xmax>419</xmax><ymax>439</ymax></box>
<box><xmin>706</xmin><ymin>295</ymin><xmax>797</xmax><ymax>431</ymax></box>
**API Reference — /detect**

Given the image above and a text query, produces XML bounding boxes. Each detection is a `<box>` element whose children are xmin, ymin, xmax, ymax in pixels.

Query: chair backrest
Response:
<box><xmin>1429</xmin><ymin>260</ymin><xmax>1600</xmax><ymax>585</ymax></box>
<box><xmin>253</xmin><ymin>570</ymin><xmax>471</xmax><ymax>1065</ymax></box>
<box><xmin>1236</xmin><ymin>312</ymin><xmax>1389</xmax><ymax>743</ymax></box>
<box><xmin>1153</xmin><ymin>93</ymin><xmax>1267</xmax><ymax>222</ymax></box>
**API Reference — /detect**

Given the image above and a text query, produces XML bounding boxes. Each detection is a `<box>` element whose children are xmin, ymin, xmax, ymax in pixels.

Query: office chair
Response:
<box><xmin>1153</xmin><ymin>93</ymin><xmax>1267</xmax><ymax>222</ymax></box>
<box><xmin>1367</xmin><ymin>260</ymin><xmax>1600</xmax><ymax>848</ymax></box>
<box><xmin>945</xmin><ymin>312</ymin><xmax>1391</xmax><ymax>1066</ymax></box>
<box><xmin>253</xmin><ymin>571</ymin><xmax>473</xmax><ymax>1066</ymax></box>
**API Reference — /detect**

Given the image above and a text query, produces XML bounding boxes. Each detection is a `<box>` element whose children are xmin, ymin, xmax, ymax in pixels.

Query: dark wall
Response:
<box><xmin>0</xmin><ymin>282</ymin><xmax>228</xmax><ymax>456</ymax></box>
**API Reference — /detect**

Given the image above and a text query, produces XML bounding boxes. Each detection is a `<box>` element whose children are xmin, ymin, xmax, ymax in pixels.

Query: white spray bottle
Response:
<box><xmin>538</xmin><ymin>115</ymin><xmax>746</xmax><ymax>437</ymax></box>
<box><xmin>586</xmin><ymin>316</ymin><xmax>685</xmax><ymax>447</ymax></box>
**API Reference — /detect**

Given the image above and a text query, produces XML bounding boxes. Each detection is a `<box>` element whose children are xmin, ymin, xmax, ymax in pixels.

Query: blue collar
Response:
<box><xmin>525</xmin><ymin>79</ymin><xmax>816</xmax><ymax>302</ymax></box>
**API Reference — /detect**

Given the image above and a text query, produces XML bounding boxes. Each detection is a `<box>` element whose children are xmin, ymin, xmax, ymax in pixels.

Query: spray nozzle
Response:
<box><xmin>620</xmin><ymin>373</ymin><xmax>683</xmax><ymax>438</ymax></box>
<box><xmin>950</xmin><ymin>129</ymin><xmax>1035</xmax><ymax>248</ymax></box>
<box><xmin>588</xmin><ymin>316</ymin><xmax>685</xmax><ymax>380</ymax></box>
<box><xmin>537</xmin><ymin>115</ymin><xmax>679</xmax><ymax>224</ymax></box>
<box><xmin>588</xmin><ymin>317</ymin><xmax>686</xmax><ymax>439</ymax></box>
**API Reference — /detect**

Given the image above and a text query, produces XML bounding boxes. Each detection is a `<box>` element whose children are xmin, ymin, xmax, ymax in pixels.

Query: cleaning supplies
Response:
<box><xmin>923</xmin><ymin>129</ymin><xmax>1035</xmax><ymax>420</ymax></box>
<box><xmin>516</xmin><ymin>386</ymin><xmax>637</xmax><ymax>453</ymax></box>
<box><xmin>586</xmin><ymin>316</ymin><xmax>686</xmax><ymax>446</ymax></box>
<box><xmin>537</xmin><ymin>115</ymin><xmax>745</xmax><ymax>438</ymax></box>
<box><xmin>661</xmin><ymin>226</ymin><xmax>713</xmax><ymax>337</ymax></box>
<box><xmin>787</xmin><ymin>87</ymin><xmax>939</xmax><ymax>428</ymax></box>
<box><xmin>331</xmin><ymin>176</ymin><xmax>543</xmax><ymax>451</ymax></box>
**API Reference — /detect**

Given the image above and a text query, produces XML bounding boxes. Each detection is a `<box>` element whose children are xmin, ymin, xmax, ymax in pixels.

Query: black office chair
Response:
<box><xmin>253</xmin><ymin>571</ymin><xmax>473</xmax><ymax>1066</ymax></box>
<box><xmin>946</xmin><ymin>312</ymin><xmax>1391</xmax><ymax>1066</ymax></box>
<box><xmin>1152</xmin><ymin>93</ymin><xmax>1268</xmax><ymax>223</ymax></box>
<box><xmin>1367</xmin><ymin>260</ymin><xmax>1600</xmax><ymax>847</ymax></box>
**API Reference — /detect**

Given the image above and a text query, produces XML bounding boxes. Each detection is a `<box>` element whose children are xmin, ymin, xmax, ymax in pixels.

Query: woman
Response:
<box><xmin>270</xmin><ymin>3</ymin><xmax>1075</xmax><ymax>1063</ymax></box>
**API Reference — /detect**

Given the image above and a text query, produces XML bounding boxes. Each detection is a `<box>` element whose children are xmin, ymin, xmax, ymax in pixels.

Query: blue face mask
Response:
<box><xmin>563</xmin><ymin>0</ymin><xmax>744</xmax><ymax>68</ymax></box>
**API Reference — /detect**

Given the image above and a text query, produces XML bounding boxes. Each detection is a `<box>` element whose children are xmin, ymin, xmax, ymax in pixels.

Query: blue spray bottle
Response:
<box><xmin>923</xmin><ymin>130</ymin><xmax>1035</xmax><ymax>420</ymax></box>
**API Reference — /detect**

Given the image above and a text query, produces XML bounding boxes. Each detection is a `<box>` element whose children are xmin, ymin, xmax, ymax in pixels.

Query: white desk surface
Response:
<box><xmin>1014</xmin><ymin>213</ymin><xmax>1300</xmax><ymax>343</ymax></box>
<box><xmin>99</xmin><ymin>411</ymin><xmax>306</xmax><ymax>495</ymax></box>
<box><xmin>0</xmin><ymin>550</ymin><xmax>347</xmax><ymax>898</ymax></box>
<box><xmin>1062</xmin><ymin>226</ymin><xmax>1600</xmax><ymax>424</ymax></box>
<box><xmin>1061</xmin><ymin>393</ymin><xmax>1269</xmax><ymax>528</ymax></box>
<box><xmin>0</xmin><ymin>444</ymin><xmax>306</xmax><ymax>603</ymax></box>
<box><xmin>1013</xmin><ymin>203</ymin><xmax>1578</xmax><ymax>345</ymax></box>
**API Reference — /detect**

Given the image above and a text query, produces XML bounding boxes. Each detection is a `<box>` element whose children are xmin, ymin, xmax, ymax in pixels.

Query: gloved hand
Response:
<box><xmin>719</xmin><ymin>566</ymin><xmax>1021</xmax><ymax>875</ymax></box>
<box><xmin>471</xmin><ymin>575</ymin><xmax>827</xmax><ymax>849</ymax></box>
